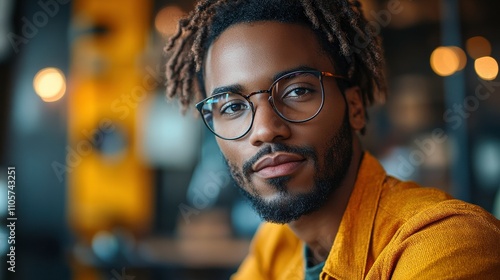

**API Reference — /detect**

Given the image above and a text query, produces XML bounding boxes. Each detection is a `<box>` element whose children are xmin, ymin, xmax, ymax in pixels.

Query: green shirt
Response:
<box><xmin>304</xmin><ymin>245</ymin><xmax>325</xmax><ymax>280</ymax></box>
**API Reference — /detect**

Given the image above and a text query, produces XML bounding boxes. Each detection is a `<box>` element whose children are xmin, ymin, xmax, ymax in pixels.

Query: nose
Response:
<box><xmin>247</xmin><ymin>96</ymin><xmax>291</xmax><ymax>146</ymax></box>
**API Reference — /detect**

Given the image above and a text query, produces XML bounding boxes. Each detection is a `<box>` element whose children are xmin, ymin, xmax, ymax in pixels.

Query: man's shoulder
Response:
<box><xmin>371</xmin><ymin>195</ymin><xmax>500</xmax><ymax>279</ymax></box>
<box><xmin>377</xmin><ymin>176</ymin><xmax>453</xmax><ymax>221</ymax></box>
<box><xmin>375</xmin><ymin>175</ymin><xmax>500</xmax><ymax>230</ymax></box>
<box><xmin>356</xmin><ymin>152</ymin><xmax>454</xmax><ymax>221</ymax></box>
<box><xmin>240</xmin><ymin>222</ymin><xmax>304</xmax><ymax>278</ymax></box>
<box><xmin>355</xmin><ymin>152</ymin><xmax>499</xmax><ymax>239</ymax></box>
<box><xmin>366</xmin><ymin>176</ymin><xmax>500</xmax><ymax>277</ymax></box>
<box><xmin>371</xmin><ymin>175</ymin><xmax>500</xmax><ymax>254</ymax></box>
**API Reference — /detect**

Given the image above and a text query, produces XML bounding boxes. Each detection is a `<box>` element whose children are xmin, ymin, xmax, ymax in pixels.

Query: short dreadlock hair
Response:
<box><xmin>165</xmin><ymin>0</ymin><xmax>386</xmax><ymax>118</ymax></box>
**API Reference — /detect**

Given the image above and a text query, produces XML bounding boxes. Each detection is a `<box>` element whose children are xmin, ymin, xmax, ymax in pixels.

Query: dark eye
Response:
<box><xmin>283</xmin><ymin>87</ymin><xmax>312</xmax><ymax>99</ymax></box>
<box><xmin>220</xmin><ymin>101</ymin><xmax>249</xmax><ymax>115</ymax></box>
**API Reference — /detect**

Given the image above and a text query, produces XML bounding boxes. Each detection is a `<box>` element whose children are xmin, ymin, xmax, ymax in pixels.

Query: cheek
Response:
<box><xmin>216</xmin><ymin>139</ymin><xmax>244</xmax><ymax>165</ymax></box>
<box><xmin>293</xmin><ymin>105</ymin><xmax>345</xmax><ymax>156</ymax></box>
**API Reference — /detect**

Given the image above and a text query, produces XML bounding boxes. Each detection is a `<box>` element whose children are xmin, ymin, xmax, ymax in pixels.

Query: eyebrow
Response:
<box><xmin>211</xmin><ymin>84</ymin><xmax>244</xmax><ymax>96</ymax></box>
<box><xmin>210</xmin><ymin>65</ymin><xmax>320</xmax><ymax>96</ymax></box>
<box><xmin>272</xmin><ymin>65</ymin><xmax>319</xmax><ymax>81</ymax></box>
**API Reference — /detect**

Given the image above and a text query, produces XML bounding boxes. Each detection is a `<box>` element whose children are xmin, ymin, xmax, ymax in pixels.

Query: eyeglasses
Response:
<box><xmin>195</xmin><ymin>70</ymin><xmax>347</xmax><ymax>140</ymax></box>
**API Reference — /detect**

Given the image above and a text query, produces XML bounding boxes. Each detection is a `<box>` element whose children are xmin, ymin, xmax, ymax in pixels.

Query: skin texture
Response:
<box><xmin>204</xmin><ymin>21</ymin><xmax>367</xmax><ymax>263</ymax></box>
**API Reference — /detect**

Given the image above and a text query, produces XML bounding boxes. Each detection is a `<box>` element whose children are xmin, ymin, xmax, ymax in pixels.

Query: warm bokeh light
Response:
<box><xmin>33</xmin><ymin>67</ymin><xmax>66</xmax><ymax>102</ymax></box>
<box><xmin>155</xmin><ymin>5</ymin><xmax>184</xmax><ymax>36</ymax></box>
<box><xmin>466</xmin><ymin>36</ymin><xmax>492</xmax><ymax>59</ymax></box>
<box><xmin>475</xmin><ymin>56</ymin><xmax>499</xmax><ymax>80</ymax></box>
<box><xmin>430</xmin><ymin>46</ymin><xmax>460</xmax><ymax>76</ymax></box>
<box><xmin>450</xmin><ymin>46</ymin><xmax>467</xmax><ymax>71</ymax></box>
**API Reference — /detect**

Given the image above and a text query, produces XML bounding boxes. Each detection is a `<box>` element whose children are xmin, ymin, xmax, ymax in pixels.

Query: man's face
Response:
<box><xmin>204</xmin><ymin>22</ymin><xmax>354</xmax><ymax>223</ymax></box>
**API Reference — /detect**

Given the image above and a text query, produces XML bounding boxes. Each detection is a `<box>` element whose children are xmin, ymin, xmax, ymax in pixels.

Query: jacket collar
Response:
<box><xmin>322</xmin><ymin>152</ymin><xmax>386</xmax><ymax>279</ymax></box>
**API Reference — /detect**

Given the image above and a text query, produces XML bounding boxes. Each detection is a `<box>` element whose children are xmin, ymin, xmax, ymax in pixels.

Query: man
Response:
<box><xmin>165</xmin><ymin>0</ymin><xmax>500</xmax><ymax>279</ymax></box>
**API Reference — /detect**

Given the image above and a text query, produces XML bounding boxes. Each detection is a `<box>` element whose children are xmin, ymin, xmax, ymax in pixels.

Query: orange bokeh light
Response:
<box><xmin>466</xmin><ymin>36</ymin><xmax>492</xmax><ymax>59</ymax></box>
<box><xmin>475</xmin><ymin>56</ymin><xmax>499</xmax><ymax>81</ymax></box>
<box><xmin>33</xmin><ymin>67</ymin><xmax>66</xmax><ymax>102</ymax></box>
<box><xmin>430</xmin><ymin>46</ymin><xmax>460</xmax><ymax>76</ymax></box>
<box><xmin>154</xmin><ymin>6</ymin><xmax>184</xmax><ymax>36</ymax></box>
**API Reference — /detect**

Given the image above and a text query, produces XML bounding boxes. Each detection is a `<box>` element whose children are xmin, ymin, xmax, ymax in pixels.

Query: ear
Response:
<box><xmin>344</xmin><ymin>86</ymin><xmax>366</xmax><ymax>132</ymax></box>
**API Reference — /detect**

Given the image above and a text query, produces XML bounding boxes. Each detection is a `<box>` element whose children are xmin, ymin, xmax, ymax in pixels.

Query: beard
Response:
<box><xmin>225</xmin><ymin>110</ymin><xmax>353</xmax><ymax>224</ymax></box>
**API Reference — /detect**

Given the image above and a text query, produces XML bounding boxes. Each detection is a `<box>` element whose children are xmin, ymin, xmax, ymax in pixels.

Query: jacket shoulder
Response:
<box><xmin>369</xmin><ymin>178</ymin><xmax>500</xmax><ymax>279</ymax></box>
<box><xmin>232</xmin><ymin>222</ymin><xmax>304</xmax><ymax>280</ymax></box>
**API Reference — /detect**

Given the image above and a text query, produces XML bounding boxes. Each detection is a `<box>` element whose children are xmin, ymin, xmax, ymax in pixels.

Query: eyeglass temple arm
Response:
<box><xmin>321</xmin><ymin>71</ymin><xmax>348</xmax><ymax>80</ymax></box>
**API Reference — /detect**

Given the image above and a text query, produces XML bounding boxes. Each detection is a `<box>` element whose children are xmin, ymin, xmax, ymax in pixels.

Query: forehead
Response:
<box><xmin>203</xmin><ymin>21</ymin><xmax>334</xmax><ymax>94</ymax></box>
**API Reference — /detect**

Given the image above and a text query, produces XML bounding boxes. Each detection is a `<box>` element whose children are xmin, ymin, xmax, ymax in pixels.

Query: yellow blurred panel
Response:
<box><xmin>72</xmin><ymin>0</ymin><xmax>151</xmax><ymax>67</ymax></box>
<box><xmin>68</xmin><ymin>0</ymin><xmax>153</xmax><ymax>247</ymax></box>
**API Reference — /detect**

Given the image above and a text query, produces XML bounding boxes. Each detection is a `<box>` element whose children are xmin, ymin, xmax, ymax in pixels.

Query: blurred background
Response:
<box><xmin>0</xmin><ymin>0</ymin><xmax>499</xmax><ymax>279</ymax></box>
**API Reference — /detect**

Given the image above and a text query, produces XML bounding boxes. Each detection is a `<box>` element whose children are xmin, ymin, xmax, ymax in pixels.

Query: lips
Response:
<box><xmin>252</xmin><ymin>153</ymin><xmax>305</xmax><ymax>179</ymax></box>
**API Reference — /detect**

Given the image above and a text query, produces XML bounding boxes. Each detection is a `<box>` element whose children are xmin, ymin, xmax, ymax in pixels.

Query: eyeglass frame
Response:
<box><xmin>195</xmin><ymin>70</ymin><xmax>348</xmax><ymax>140</ymax></box>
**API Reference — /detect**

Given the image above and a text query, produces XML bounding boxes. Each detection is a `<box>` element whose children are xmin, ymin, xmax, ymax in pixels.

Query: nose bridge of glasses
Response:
<box><xmin>245</xmin><ymin>89</ymin><xmax>278</xmax><ymax>116</ymax></box>
<box><xmin>246</xmin><ymin>89</ymin><xmax>272</xmax><ymax>100</ymax></box>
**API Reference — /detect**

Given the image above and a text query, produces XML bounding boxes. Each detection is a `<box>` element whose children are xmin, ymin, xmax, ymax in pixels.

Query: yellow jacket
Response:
<box><xmin>232</xmin><ymin>152</ymin><xmax>500</xmax><ymax>279</ymax></box>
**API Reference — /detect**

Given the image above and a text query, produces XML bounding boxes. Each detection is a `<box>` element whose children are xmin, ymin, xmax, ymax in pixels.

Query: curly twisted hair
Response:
<box><xmin>165</xmin><ymin>0</ymin><xmax>386</xmax><ymax>118</ymax></box>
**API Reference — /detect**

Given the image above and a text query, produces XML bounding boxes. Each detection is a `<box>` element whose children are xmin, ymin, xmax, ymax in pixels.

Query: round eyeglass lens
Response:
<box><xmin>201</xmin><ymin>93</ymin><xmax>253</xmax><ymax>139</ymax></box>
<box><xmin>272</xmin><ymin>71</ymin><xmax>324</xmax><ymax>122</ymax></box>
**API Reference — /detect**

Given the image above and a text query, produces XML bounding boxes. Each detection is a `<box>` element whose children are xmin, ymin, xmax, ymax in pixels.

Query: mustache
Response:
<box><xmin>242</xmin><ymin>143</ymin><xmax>317</xmax><ymax>178</ymax></box>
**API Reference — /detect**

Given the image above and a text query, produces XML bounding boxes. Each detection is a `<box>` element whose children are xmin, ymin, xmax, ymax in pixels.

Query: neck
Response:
<box><xmin>288</xmin><ymin>136</ymin><xmax>364</xmax><ymax>264</ymax></box>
